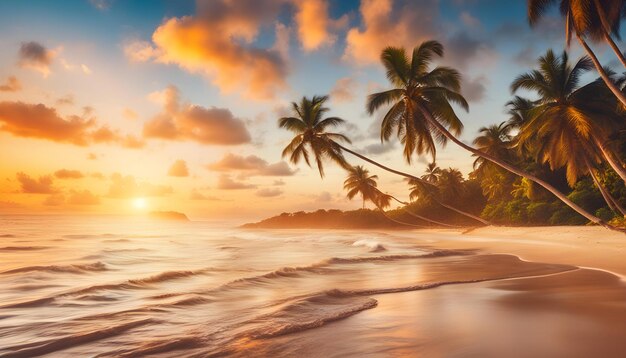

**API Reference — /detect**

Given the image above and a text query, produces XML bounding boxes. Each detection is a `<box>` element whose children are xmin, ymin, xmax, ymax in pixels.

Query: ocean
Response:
<box><xmin>1</xmin><ymin>215</ymin><xmax>626</xmax><ymax>357</ymax></box>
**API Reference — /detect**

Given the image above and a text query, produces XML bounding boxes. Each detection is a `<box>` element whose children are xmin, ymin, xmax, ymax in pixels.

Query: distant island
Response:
<box><xmin>241</xmin><ymin>207</ymin><xmax>479</xmax><ymax>230</ymax></box>
<box><xmin>148</xmin><ymin>211</ymin><xmax>189</xmax><ymax>221</ymax></box>
<box><xmin>242</xmin><ymin>209</ymin><xmax>407</xmax><ymax>229</ymax></box>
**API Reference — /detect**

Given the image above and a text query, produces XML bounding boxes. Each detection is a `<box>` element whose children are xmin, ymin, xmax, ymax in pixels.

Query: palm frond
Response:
<box><xmin>366</xmin><ymin>89</ymin><xmax>404</xmax><ymax>115</ymax></box>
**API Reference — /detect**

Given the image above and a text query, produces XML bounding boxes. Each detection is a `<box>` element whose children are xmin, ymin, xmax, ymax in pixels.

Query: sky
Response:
<box><xmin>0</xmin><ymin>0</ymin><xmax>621</xmax><ymax>221</ymax></box>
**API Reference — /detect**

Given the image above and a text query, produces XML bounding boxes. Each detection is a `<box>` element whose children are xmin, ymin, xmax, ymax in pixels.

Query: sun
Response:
<box><xmin>132</xmin><ymin>197</ymin><xmax>147</xmax><ymax>210</ymax></box>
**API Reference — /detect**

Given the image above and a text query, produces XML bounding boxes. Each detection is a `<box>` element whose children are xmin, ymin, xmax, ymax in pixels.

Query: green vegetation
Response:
<box><xmin>270</xmin><ymin>2</ymin><xmax>626</xmax><ymax>231</ymax></box>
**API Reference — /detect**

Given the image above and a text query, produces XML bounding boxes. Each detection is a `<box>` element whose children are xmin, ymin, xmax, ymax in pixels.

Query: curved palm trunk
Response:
<box><xmin>593</xmin><ymin>0</ymin><xmax>626</xmax><ymax>68</ymax></box>
<box><xmin>586</xmin><ymin>158</ymin><xmax>626</xmax><ymax>217</ymax></box>
<box><xmin>378</xmin><ymin>208</ymin><xmax>426</xmax><ymax>228</ymax></box>
<box><xmin>383</xmin><ymin>192</ymin><xmax>461</xmax><ymax>228</ymax></box>
<box><xmin>592</xmin><ymin>135</ymin><xmax>626</xmax><ymax>183</ymax></box>
<box><xmin>590</xmin><ymin>169</ymin><xmax>626</xmax><ymax>217</ymax></box>
<box><xmin>417</xmin><ymin>104</ymin><xmax>625</xmax><ymax>233</ymax></box>
<box><xmin>335</xmin><ymin>143</ymin><xmax>492</xmax><ymax>226</ymax></box>
<box><xmin>576</xmin><ymin>32</ymin><xmax>626</xmax><ymax>108</ymax></box>
<box><xmin>603</xmin><ymin>32</ymin><xmax>626</xmax><ymax>68</ymax></box>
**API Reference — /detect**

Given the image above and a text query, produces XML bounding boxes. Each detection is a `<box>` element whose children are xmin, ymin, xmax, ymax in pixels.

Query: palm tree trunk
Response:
<box><xmin>576</xmin><ymin>31</ymin><xmax>626</xmax><ymax>108</ymax></box>
<box><xmin>335</xmin><ymin>143</ymin><xmax>492</xmax><ymax>226</ymax></box>
<box><xmin>417</xmin><ymin>104</ymin><xmax>625</xmax><ymax>233</ymax></box>
<box><xmin>590</xmin><ymin>168</ymin><xmax>626</xmax><ymax>216</ymax></box>
<box><xmin>603</xmin><ymin>32</ymin><xmax>626</xmax><ymax>68</ymax></box>
<box><xmin>585</xmin><ymin>157</ymin><xmax>626</xmax><ymax>217</ymax></box>
<box><xmin>378</xmin><ymin>208</ymin><xmax>426</xmax><ymax>228</ymax></box>
<box><xmin>383</xmin><ymin>191</ymin><xmax>461</xmax><ymax>228</ymax></box>
<box><xmin>592</xmin><ymin>135</ymin><xmax>626</xmax><ymax>183</ymax></box>
<box><xmin>593</xmin><ymin>0</ymin><xmax>626</xmax><ymax>68</ymax></box>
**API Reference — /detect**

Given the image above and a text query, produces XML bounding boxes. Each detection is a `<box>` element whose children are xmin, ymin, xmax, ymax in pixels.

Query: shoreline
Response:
<box><xmin>402</xmin><ymin>226</ymin><xmax>626</xmax><ymax>278</ymax></box>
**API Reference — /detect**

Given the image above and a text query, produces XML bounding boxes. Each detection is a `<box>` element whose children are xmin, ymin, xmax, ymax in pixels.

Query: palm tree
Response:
<box><xmin>279</xmin><ymin>95</ymin><xmax>351</xmax><ymax>177</ymax></box>
<box><xmin>512</xmin><ymin>50</ymin><xmax>626</xmax><ymax>183</ymax></box>
<box><xmin>343</xmin><ymin>166</ymin><xmax>424</xmax><ymax>227</ymax></box>
<box><xmin>437</xmin><ymin>168</ymin><xmax>466</xmax><ymax>202</ymax></box>
<box><xmin>588</xmin><ymin>0</ymin><xmax>626</xmax><ymax>68</ymax></box>
<box><xmin>506</xmin><ymin>96</ymin><xmax>536</xmax><ymax>130</ymax></box>
<box><xmin>472</xmin><ymin>124</ymin><xmax>518</xmax><ymax>201</ymax></box>
<box><xmin>279</xmin><ymin>95</ymin><xmax>491</xmax><ymax>225</ymax></box>
<box><xmin>409</xmin><ymin>178</ymin><xmax>435</xmax><ymax>203</ymax></box>
<box><xmin>472</xmin><ymin>123</ymin><xmax>513</xmax><ymax>175</ymax></box>
<box><xmin>527</xmin><ymin>0</ymin><xmax>626</xmax><ymax>107</ymax></box>
<box><xmin>479</xmin><ymin>171</ymin><xmax>511</xmax><ymax>201</ymax></box>
<box><xmin>422</xmin><ymin>162</ymin><xmax>442</xmax><ymax>183</ymax></box>
<box><xmin>344</xmin><ymin>165</ymin><xmax>379</xmax><ymax>209</ymax></box>
<box><xmin>366</xmin><ymin>41</ymin><xmax>621</xmax><ymax>231</ymax></box>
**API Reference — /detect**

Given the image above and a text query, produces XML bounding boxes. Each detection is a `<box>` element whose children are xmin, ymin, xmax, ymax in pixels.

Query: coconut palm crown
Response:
<box><xmin>344</xmin><ymin>165</ymin><xmax>380</xmax><ymax>209</ymax></box>
<box><xmin>366</xmin><ymin>40</ymin><xmax>468</xmax><ymax>163</ymax></box>
<box><xmin>279</xmin><ymin>95</ymin><xmax>351</xmax><ymax>178</ymax></box>
<box><xmin>511</xmin><ymin>49</ymin><xmax>620</xmax><ymax>185</ymax></box>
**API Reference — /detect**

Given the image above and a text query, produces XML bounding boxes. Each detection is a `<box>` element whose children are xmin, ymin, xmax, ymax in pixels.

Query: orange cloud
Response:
<box><xmin>54</xmin><ymin>169</ymin><xmax>84</xmax><ymax>179</ymax></box>
<box><xmin>207</xmin><ymin>153</ymin><xmax>296</xmax><ymax>176</ymax></box>
<box><xmin>56</xmin><ymin>94</ymin><xmax>74</xmax><ymax>106</ymax></box>
<box><xmin>18</xmin><ymin>41</ymin><xmax>56</xmax><ymax>77</ymax></box>
<box><xmin>343</xmin><ymin>0</ymin><xmax>439</xmax><ymax>64</ymax></box>
<box><xmin>0</xmin><ymin>101</ymin><xmax>144</xmax><ymax>148</ymax></box>
<box><xmin>167</xmin><ymin>159</ymin><xmax>189</xmax><ymax>177</ymax></box>
<box><xmin>0</xmin><ymin>76</ymin><xmax>21</xmax><ymax>92</ymax></box>
<box><xmin>255</xmin><ymin>187</ymin><xmax>283</xmax><ymax>197</ymax></box>
<box><xmin>293</xmin><ymin>0</ymin><xmax>346</xmax><ymax>51</ymax></box>
<box><xmin>143</xmin><ymin>86</ymin><xmax>251</xmax><ymax>145</ymax></box>
<box><xmin>217</xmin><ymin>174</ymin><xmax>256</xmax><ymax>190</ymax></box>
<box><xmin>0</xmin><ymin>102</ymin><xmax>95</xmax><ymax>145</ymax></box>
<box><xmin>124</xmin><ymin>1</ymin><xmax>289</xmax><ymax>99</ymax></box>
<box><xmin>329</xmin><ymin>77</ymin><xmax>357</xmax><ymax>102</ymax></box>
<box><xmin>16</xmin><ymin>172</ymin><xmax>57</xmax><ymax>194</ymax></box>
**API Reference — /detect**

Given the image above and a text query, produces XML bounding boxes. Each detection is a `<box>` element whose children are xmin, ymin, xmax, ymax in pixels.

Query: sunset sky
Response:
<box><xmin>0</xmin><ymin>0</ymin><xmax>619</xmax><ymax>220</ymax></box>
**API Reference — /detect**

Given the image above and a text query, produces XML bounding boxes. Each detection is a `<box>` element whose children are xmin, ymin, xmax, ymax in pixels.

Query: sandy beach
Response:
<box><xmin>410</xmin><ymin>226</ymin><xmax>626</xmax><ymax>277</ymax></box>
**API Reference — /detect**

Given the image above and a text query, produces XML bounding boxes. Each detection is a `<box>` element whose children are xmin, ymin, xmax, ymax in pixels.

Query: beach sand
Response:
<box><xmin>415</xmin><ymin>226</ymin><xmax>626</xmax><ymax>277</ymax></box>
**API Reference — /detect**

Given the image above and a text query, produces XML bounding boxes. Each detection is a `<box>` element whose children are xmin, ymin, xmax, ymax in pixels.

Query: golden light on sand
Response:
<box><xmin>132</xmin><ymin>197</ymin><xmax>147</xmax><ymax>210</ymax></box>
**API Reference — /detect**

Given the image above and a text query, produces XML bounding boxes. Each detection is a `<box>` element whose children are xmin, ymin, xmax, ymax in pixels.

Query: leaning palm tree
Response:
<box><xmin>374</xmin><ymin>187</ymin><xmax>460</xmax><ymax>227</ymax></box>
<box><xmin>527</xmin><ymin>0</ymin><xmax>626</xmax><ymax>107</ymax></box>
<box><xmin>344</xmin><ymin>165</ymin><xmax>379</xmax><ymax>209</ymax></box>
<box><xmin>343</xmin><ymin>166</ymin><xmax>424</xmax><ymax>227</ymax></box>
<box><xmin>366</xmin><ymin>41</ymin><xmax>621</xmax><ymax>231</ymax></box>
<box><xmin>512</xmin><ymin>50</ymin><xmax>626</xmax><ymax>184</ymax></box>
<box><xmin>278</xmin><ymin>95</ymin><xmax>351</xmax><ymax>177</ymax></box>
<box><xmin>279</xmin><ymin>94</ymin><xmax>491</xmax><ymax>225</ymax></box>
<box><xmin>589</xmin><ymin>167</ymin><xmax>626</xmax><ymax>216</ymax></box>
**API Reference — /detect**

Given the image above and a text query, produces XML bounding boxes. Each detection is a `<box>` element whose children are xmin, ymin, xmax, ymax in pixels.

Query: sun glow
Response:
<box><xmin>133</xmin><ymin>197</ymin><xmax>147</xmax><ymax>210</ymax></box>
